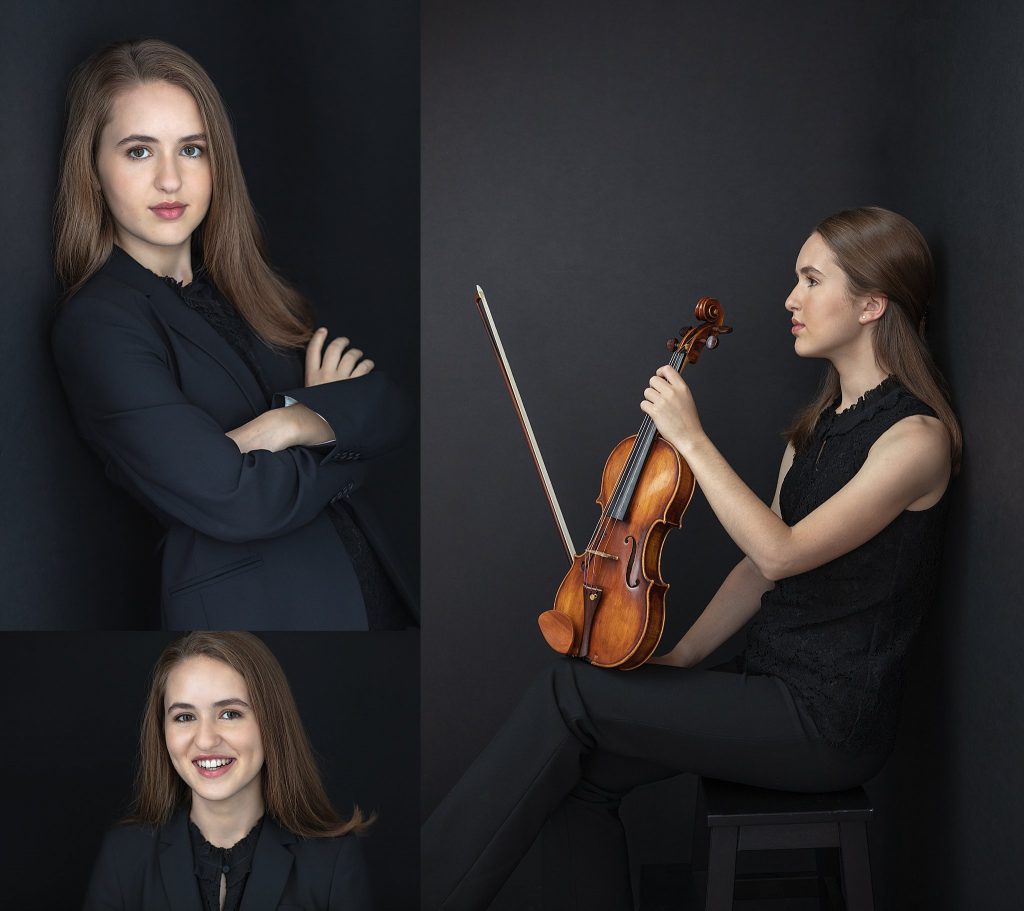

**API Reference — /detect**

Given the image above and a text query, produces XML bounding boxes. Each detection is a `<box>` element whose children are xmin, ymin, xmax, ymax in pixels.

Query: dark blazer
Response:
<box><xmin>52</xmin><ymin>247</ymin><xmax>415</xmax><ymax>629</ymax></box>
<box><xmin>82</xmin><ymin>810</ymin><xmax>371</xmax><ymax>911</ymax></box>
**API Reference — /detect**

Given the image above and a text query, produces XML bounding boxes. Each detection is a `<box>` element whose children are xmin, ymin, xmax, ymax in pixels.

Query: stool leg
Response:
<box><xmin>704</xmin><ymin>826</ymin><xmax>737</xmax><ymax>911</ymax></box>
<box><xmin>838</xmin><ymin>821</ymin><xmax>874</xmax><ymax>911</ymax></box>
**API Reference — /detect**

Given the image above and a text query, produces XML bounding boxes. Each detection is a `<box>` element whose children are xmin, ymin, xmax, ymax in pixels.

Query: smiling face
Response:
<box><xmin>163</xmin><ymin>656</ymin><xmax>265</xmax><ymax>812</ymax></box>
<box><xmin>786</xmin><ymin>231</ymin><xmax>882</xmax><ymax>361</ymax></box>
<box><xmin>94</xmin><ymin>80</ymin><xmax>212</xmax><ymax>275</ymax></box>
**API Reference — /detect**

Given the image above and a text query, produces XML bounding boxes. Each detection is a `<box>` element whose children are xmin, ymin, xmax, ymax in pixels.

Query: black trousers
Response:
<box><xmin>422</xmin><ymin>657</ymin><xmax>889</xmax><ymax>911</ymax></box>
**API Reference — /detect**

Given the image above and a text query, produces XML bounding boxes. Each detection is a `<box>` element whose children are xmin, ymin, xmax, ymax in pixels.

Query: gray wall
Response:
<box><xmin>422</xmin><ymin>1</ymin><xmax>1022</xmax><ymax>907</ymax></box>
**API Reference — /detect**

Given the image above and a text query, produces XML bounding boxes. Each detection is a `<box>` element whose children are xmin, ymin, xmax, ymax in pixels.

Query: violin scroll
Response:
<box><xmin>674</xmin><ymin>298</ymin><xmax>732</xmax><ymax>366</ymax></box>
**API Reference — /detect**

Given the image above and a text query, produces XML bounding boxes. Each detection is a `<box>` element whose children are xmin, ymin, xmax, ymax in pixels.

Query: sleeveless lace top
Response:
<box><xmin>743</xmin><ymin>378</ymin><xmax>949</xmax><ymax>755</ymax></box>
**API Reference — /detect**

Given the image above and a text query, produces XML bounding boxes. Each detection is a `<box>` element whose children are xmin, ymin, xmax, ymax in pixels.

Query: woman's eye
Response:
<box><xmin>221</xmin><ymin>709</ymin><xmax>243</xmax><ymax>720</ymax></box>
<box><xmin>181</xmin><ymin>145</ymin><xmax>203</xmax><ymax>158</ymax></box>
<box><xmin>806</xmin><ymin>278</ymin><xmax>818</xmax><ymax>287</ymax></box>
<box><xmin>127</xmin><ymin>146</ymin><xmax>151</xmax><ymax>160</ymax></box>
<box><xmin>172</xmin><ymin>712</ymin><xmax>196</xmax><ymax>723</ymax></box>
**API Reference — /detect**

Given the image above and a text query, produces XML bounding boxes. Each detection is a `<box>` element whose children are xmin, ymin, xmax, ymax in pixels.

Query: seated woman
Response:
<box><xmin>422</xmin><ymin>206</ymin><xmax>960</xmax><ymax>910</ymax></box>
<box><xmin>52</xmin><ymin>39</ymin><xmax>414</xmax><ymax>630</ymax></box>
<box><xmin>84</xmin><ymin>631</ymin><xmax>372</xmax><ymax>911</ymax></box>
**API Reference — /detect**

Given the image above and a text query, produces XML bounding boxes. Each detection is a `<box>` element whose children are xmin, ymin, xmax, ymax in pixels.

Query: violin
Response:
<box><xmin>476</xmin><ymin>290</ymin><xmax>731</xmax><ymax>670</ymax></box>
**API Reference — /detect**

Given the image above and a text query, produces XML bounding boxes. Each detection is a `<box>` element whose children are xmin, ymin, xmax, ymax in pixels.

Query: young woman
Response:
<box><xmin>83</xmin><ymin>631</ymin><xmax>372</xmax><ymax>911</ymax></box>
<box><xmin>422</xmin><ymin>207</ymin><xmax>960</xmax><ymax>910</ymax></box>
<box><xmin>52</xmin><ymin>39</ymin><xmax>414</xmax><ymax>630</ymax></box>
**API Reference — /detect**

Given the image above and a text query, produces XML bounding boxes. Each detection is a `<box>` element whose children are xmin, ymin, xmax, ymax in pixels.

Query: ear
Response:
<box><xmin>859</xmin><ymin>292</ymin><xmax>888</xmax><ymax>324</ymax></box>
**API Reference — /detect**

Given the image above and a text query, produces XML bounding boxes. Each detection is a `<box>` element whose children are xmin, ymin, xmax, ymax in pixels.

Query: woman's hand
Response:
<box><xmin>305</xmin><ymin>328</ymin><xmax>374</xmax><ymax>386</ymax></box>
<box><xmin>640</xmin><ymin>366</ymin><xmax>706</xmax><ymax>455</ymax></box>
<box><xmin>647</xmin><ymin>641</ymin><xmax>696</xmax><ymax>668</ymax></box>
<box><xmin>226</xmin><ymin>405</ymin><xmax>333</xmax><ymax>453</ymax></box>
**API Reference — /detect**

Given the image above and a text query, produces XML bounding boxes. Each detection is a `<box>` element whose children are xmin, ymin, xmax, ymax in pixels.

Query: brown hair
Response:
<box><xmin>127</xmin><ymin>631</ymin><xmax>371</xmax><ymax>837</ymax></box>
<box><xmin>54</xmin><ymin>38</ymin><xmax>313</xmax><ymax>348</ymax></box>
<box><xmin>785</xmin><ymin>206</ymin><xmax>962</xmax><ymax>472</ymax></box>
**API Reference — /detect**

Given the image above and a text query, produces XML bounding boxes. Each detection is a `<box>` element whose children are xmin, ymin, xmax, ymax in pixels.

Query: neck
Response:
<box><xmin>189</xmin><ymin>786</ymin><xmax>265</xmax><ymax>849</ymax></box>
<box><xmin>114</xmin><ymin>236</ymin><xmax>194</xmax><ymax>284</ymax></box>
<box><xmin>830</xmin><ymin>337</ymin><xmax>890</xmax><ymax>411</ymax></box>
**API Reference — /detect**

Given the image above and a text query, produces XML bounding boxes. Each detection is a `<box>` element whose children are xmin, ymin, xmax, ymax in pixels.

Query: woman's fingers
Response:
<box><xmin>320</xmin><ymin>336</ymin><xmax>351</xmax><ymax>373</ymax></box>
<box><xmin>350</xmin><ymin>358</ymin><xmax>374</xmax><ymax>378</ymax></box>
<box><xmin>337</xmin><ymin>346</ymin><xmax>364</xmax><ymax>377</ymax></box>
<box><xmin>305</xmin><ymin>329</ymin><xmax>374</xmax><ymax>385</ymax></box>
<box><xmin>304</xmin><ymin>328</ymin><xmax>328</xmax><ymax>384</ymax></box>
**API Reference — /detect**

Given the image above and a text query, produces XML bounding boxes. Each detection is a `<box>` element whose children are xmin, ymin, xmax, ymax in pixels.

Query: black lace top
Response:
<box><xmin>188</xmin><ymin>816</ymin><xmax>263</xmax><ymax>911</ymax></box>
<box><xmin>742</xmin><ymin>378</ymin><xmax>948</xmax><ymax>756</ymax></box>
<box><xmin>161</xmin><ymin>271</ymin><xmax>411</xmax><ymax>630</ymax></box>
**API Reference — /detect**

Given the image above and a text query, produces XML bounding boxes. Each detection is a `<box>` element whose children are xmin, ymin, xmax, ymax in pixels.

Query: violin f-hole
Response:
<box><xmin>624</xmin><ymin>535</ymin><xmax>640</xmax><ymax>588</ymax></box>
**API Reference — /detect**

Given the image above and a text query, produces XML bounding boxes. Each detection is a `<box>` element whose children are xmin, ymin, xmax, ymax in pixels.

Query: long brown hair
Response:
<box><xmin>127</xmin><ymin>631</ymin><xmax>371</xmax><ymax>837</ymax></box>
<box><xmin>785</xmin><ymin>207</ymin><xmax>962</xmax><ymax>472</ymax></box>
<box><xmin>54</xmin><ymin>38</ymin><xmax>313</xmax><ymax>348</ymax></box>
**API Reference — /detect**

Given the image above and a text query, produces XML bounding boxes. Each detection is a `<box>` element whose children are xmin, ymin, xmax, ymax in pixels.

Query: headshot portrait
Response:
<box><xmin>3</xmin><ymin>3</ymin><xmax>418</xmax><ymax>630</ymax></box>
<box><xmin>0</xmin><ymin>630</ymin><xmax>419</xmax><ymax>909</ymax></box>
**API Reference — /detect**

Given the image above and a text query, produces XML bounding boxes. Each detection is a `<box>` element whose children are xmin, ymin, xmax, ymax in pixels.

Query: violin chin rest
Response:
<box><xmin>538</xmin><ymin>610</ymin><xmax>576</xmax><ymax>655</ymax></box>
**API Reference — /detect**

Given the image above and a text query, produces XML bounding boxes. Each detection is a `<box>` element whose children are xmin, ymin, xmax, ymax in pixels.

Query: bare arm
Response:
<box><xmin>649</xmin><ymin>556</ymin><xmax>773</xmax><ymax>667</ymax></box>
<box><xmin>650</xmin><ymin>445</ymin><xmax>793</xmax><ymax>668</ymax></box>
<box><xmin>642</xmin><ymin>367</ymin><xmax>950</xmax><ymax>581</ymax></box>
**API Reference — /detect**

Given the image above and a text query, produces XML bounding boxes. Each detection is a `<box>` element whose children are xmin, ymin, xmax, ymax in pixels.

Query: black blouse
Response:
<box><xmin>188</xmin><ymin>816</ymin><xmax>263</xmax><ymax>911</ymax></box>
<box><xmin>162</xmin><ymin>271</ymin><xmax>411</xmax><ymax>630</ymax></box>
<box><xmin>743</xmin><ymin>378</ymin><xmax>948</xmax><ymax>756</ymax></box>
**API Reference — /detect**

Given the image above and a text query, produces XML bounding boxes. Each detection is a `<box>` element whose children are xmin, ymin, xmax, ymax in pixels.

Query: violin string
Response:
<box><xmin>582</xmin><ymin>340</ymin><xmax>690</xmax><ymax>585</ymax></box>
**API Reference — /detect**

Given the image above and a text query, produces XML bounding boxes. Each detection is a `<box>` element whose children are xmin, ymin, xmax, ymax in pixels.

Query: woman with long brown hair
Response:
<box><xmin>423</xmin><ymin>206</ymin><xmax>960</xmax><ymax>910</ymax></box>
<box><xmin>84</xmin><ymin>631</ymin><xmax>372</xmax><ymax>910</ymax></box>
<box><xmin>52</xmin><ymin>38</ymin><xmax>414</xmax><ymax>630</ymax></box>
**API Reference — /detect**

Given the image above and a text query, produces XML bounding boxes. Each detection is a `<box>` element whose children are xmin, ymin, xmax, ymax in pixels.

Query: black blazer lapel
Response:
<box><xmin>158</xmin><ymin>809</ymin><xmax>204</xmax><ymax>911</ymax></box>
<box><xmin>100</xmin><ymin>245</ymin><xmax>267</xmax><ymax>415</ymax></box>
<box><xmin>240</xmin><ymin>817</ymin><xmax>295</xmax><ymax>911</ymax></box>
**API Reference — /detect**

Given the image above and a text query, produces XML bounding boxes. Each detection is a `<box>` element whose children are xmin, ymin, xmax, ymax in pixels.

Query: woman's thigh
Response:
<box><xmin>558</xmin><ymin>659</ymin><xmax>885</xmax><ymax>793</ymax></box>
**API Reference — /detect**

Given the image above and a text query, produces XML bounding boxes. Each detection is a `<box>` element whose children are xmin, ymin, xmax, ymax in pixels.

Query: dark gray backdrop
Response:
<box><xmin>0</xmin><ymin>632</ymin><xmax>419</xmax><ymax>909</ymax></box>
<box><xmin>422</xmin><ymin>1</ymin><xmax>1022</xmax><ymax>908</ymax></box>
<box><xmin>0</xmin><ymin>0</ymin><xmax>418</xmax><ymax>628</ymax></box>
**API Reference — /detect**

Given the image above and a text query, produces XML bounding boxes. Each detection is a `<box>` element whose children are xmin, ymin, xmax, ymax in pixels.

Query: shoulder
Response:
<box><xmin>84</xmin><ymin>822</ymin><xmax>161</xmax><ymax>907</ymax></box>
<box><xmin>871</xmin><ymin>412</ymin><xmax>948</xmax><ymax>465</ymax></box>
<box><xmin>55</xmin><ymin>277</ymin><xmax>148</xmax><ymax>331</ymax></box>
<box><xmin>96</xmin><ymin>820</ymin><xmax>161</xmax><ymax>857</ymax></box>
<box><xmin>865</xmin><ymin>412</ymin><xmax>950</xmax><ymax>506</ymax></box>
<box><xmin>291</xmin><ymin>831</ymin><xmax>366</xmax><ymax>869</ymax></box>
<box><xmin>53</xmin><ymin>277</ymin><xmax>167</xmax><ymax>369</ymax></box>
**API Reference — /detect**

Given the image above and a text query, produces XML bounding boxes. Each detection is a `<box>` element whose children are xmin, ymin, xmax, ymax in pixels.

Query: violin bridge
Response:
<box><xmin>585</xmin><ymin>548</ymin><xmax>619</xmax><ymax>561</ymax></box>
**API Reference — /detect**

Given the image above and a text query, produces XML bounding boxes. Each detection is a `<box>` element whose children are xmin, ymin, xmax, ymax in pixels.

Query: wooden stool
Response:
<box><xmin>699</xmin><ymin>777</ymin><xmax>874</xmax><ymax>910</ymax></box>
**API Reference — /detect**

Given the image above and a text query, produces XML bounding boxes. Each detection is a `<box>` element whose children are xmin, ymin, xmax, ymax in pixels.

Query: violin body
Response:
<box><xmin>536</xmin><ymin>296</ymin><xmax>730</xmax><ymax>670</ymax></box>
<box><xmin>474</xmin><ymin>285</ymin><xmax>729</xmax><ymax>671</ymax></box>
<box><xmin>540</xmin><ymin>435</ymin><xmax>695</xmax><ymax>668</ymax></box>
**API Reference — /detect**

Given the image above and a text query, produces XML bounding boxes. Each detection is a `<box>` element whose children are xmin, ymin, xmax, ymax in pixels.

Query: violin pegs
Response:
<box><xmin>705</xmin><ymin>336</ymin><xmax>718</xmax><ymax>350</ymax></box>
<box><xmin>666</xmin><ymin>337</ymin><xmax>679</xmax><ymax>352</ymax></box>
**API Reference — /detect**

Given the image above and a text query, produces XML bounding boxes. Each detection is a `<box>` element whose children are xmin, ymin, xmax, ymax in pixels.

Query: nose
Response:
<box><xmin>785</xmin><ymin>283</ymin><xmax>800</xmax><ymax>312</ymax></box>
<box><xmin>193</xmin><ymin>716</ymin><xmax>221</xmax><ymax>751</ymax></box>
<box><xmin>154</xmin><ymin>153</ymin><xmax>183</xmax><ymax>195</ymax></box>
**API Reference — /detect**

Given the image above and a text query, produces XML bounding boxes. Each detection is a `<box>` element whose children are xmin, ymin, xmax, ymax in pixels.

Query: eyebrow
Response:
<box><xmin>116</xmin><ymin>133</ymin><xmax>208</xmax><ymax>146</ymax></box>
<box><xmin>166</xmin><ymin>698</ymin><xmax>251</xmax><ymax>715</ymax></box>
<box><xmin>798</xmin><ymin>265</ymin><xmax>824</xmax><ymax>277</ymax></box>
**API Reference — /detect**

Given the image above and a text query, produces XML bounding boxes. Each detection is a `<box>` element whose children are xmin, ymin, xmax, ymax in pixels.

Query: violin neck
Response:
<box><xmin>606</xmin><ymin>346</ymin><xmax>688</xmax><ymax>521</ymax></box>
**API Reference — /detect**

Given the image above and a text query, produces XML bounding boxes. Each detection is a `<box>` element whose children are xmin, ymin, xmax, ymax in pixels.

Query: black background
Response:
<box><xmin>0</xmin><ymin>632</ymin><xmax>419</xmax><ymax>909</ymax></box>
<box><xmin>422</xmin><ymin>1</ymin><xmax>1023</xmax><ymax>908</ymax></box>
<box><xmin>0</xmin><ymin>0</ymin><xmax>419</xmax><ymax>628</ymax></box>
